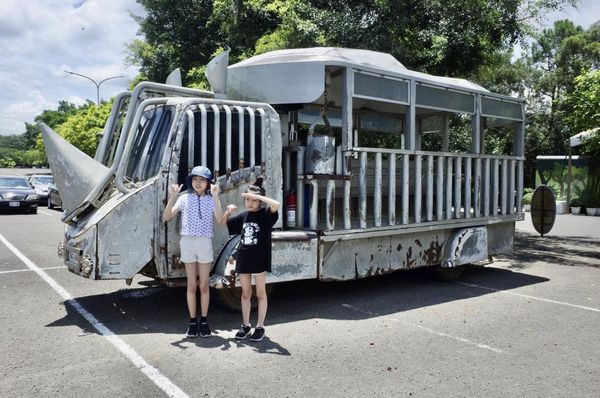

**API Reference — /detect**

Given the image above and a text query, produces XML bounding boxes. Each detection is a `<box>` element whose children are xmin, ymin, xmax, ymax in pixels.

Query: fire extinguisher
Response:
<box><xmin>286</xmin><ymin>189</ymin><xmax>297</xmax><ymax>227</ymax></box>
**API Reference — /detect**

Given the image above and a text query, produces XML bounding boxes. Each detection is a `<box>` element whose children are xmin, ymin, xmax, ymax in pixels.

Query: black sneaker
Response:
<box><xmin>199</xmin><ymin>320</ymin><xmax>211</xmax><ymax>337</ymax></box>
<box><xmin>186</xmin><ymin>321</ymin><xmax>199</xmax><ymax>338</ymax></box>
<box><xmin>249</xmin><ymin>327</ymin><xmax>265</xmax><ymax>342</ymax></box>
<box><xmin>235</xmin><ymin>324</ymin><xmax>251</xmax><ymax>340</ymax></box>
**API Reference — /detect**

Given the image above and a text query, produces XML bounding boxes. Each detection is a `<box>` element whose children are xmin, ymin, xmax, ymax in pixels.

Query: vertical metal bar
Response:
<box><xmin>509</xmin><ymin>159</ymin><xmax>516</xmax><ymax>214</ymax></box>
<box><xmin>454</xmin><ymin>157</ymin><xmax>462</xmax><ymax>218</ymax></box>
<box><xmin>210</xmin><ymin>104</ymin><xmax>220</xmax><ymax>177</ymax></box>
<box><xmin>326</xmin><ymin>179</ymin><xmax>335</xmax><ymax>231</ymax></box>
<box><xmin>257</xmin><ymin>108</ymin><xmax>267</xmax><ymax>170</ymax></box>
<box><xmin>342</xmin><ymin>69</ymin><xmax>354</xmax><ymax>151</ymax></box>
<box><xmin>517</xmin><ymin>159</ymin><xmax>524</xmax><ymax>213</ymax></box>
<box><xmin>343</xmin><ymin>150</ymin><xmax>352</xmax><ymax>229</ymax></box>
<box><xmin>246</xmin><ymin>107</ymin><xmax>256</xmax><ymax>167</ymax></box>
<box><xmin>414</xmin><ymin>154</ymin><xmax>422</xmax><ymax>223</ymax></box>
<box><xmin>473</xmin><ymin>94</ymin><xmax>481</xmax><ymax>153</ymax></box>
<box><xmin>426</xmin><ymin>154</ymin><xmax>433</xmax><ymax>222</ymax></box>
<box><xmin>446</xmin><ymin>156</ymin><xmax>453</xmax><ymax>220</ymax></box>
<box><xmin>492</xmin><ymin>158</ymin><xmax>499</xmax><ymax>216</ymax></box>
<box><xmin>474</xmin><ymin>158</ymin><xmax>481</xmax><ymax>217</ymax></box>
<box><xmin>483</xmin><ymin>158</ymin><xmax>490</xmax><ymax>217</ymax></box>
<box><xmin>223</xmin><ymin>105</ymin><xmax>232</xmax><ymax>174</ymax></box>
<box><xmin>296</xmin><ymin>147</ymin><xmax>305</xmax><ymax>228</ymax></box>
<box><xmin>501</xmin><ymin>158</ymin><xmax>508</xmax><ymax>215</ymax></box>
<box><xmin>464</xmin><ymin>157</ymin><xmax>472</xmax><ymax>218</ymax></box>
<box><xmin>310</xmin><ymin>179</ymin><xmax>318</xmax><ymax>230</ymax></box>
<box><xmin>234</xmin><ymin>105</ymin><xmax>245</xmax><ymax>171</ymax></box>
<box><xmin>401</xmin><ymin>154</ymin><xmax>409</xmax><ymax>224</ymax></box>
<box><xmin>388</xmin><ymin>154</ymin><xmax>396</xmax><ymax>225</ymax></box>
<box><xmin>359</xmin><ymin>151</ymin><xmax>367</xmax><ymax>228</ymax></box>
<box><xmin>406</xmin><ymin>80</ymin><xmax>416</xmax><ymax>150</ymax></box>
<box><xmin>344</xmin><ymin>179</ymin><xmax>351</xmax><ymax>229</ymax></box>
<box><xmin>186</xmin><ymin>109</ymin><xmax>195</xmax><ymax>171</ymax></box>
<box><xmin>436</xmin><ymin>155</ymin><xmax>444</xmax><ymax>221</ymax></box>
<box><xmin>199</xmin><ymin>104</ymin><xmax>207</xmax><ymax>167</ymax></box>
<box><xmin>284</xmin><ymin>151</ymin><xmax>292</xmax><ymax>192</ymax></box>
<box><xmin>374</xmin><ymin>152</ymin><xmax>382</xmax><ymax>227</ymax></box>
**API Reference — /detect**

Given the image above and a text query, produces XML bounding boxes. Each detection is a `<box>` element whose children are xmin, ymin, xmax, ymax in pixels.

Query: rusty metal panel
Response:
<box><xmin>320</xmin><ymin>230</ymin><xmax>449</xmax><ymax>281</ymax></box>
<box><xmin>96</xmin><ymin>183</ymin><xmax>157</xmax><ymax>279</ymax></box>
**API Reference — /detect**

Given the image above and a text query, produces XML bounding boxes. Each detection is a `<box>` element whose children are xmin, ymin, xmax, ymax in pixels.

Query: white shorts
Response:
<box><xmin>179</xmin><ymin>236</ymin><xmax>213</xmax><ymax>264</ymax></box>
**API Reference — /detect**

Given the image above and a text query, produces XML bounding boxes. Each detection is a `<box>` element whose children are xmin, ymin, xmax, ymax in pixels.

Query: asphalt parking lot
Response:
<box><xmin>1</xmin><ymin>204</ymin><xmax>599</xmax><ymax>397</ymax></box>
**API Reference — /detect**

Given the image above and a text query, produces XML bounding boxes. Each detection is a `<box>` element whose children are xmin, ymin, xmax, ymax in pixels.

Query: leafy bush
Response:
<box><xmin>569</xmin><ymin>196</ymin><xmax>582</xmax><ymax>207</ymax></box>
<box><xmin>523</xmin><ymin>192</ymin><xmax>533</xmax><ymax>205</ymax></box>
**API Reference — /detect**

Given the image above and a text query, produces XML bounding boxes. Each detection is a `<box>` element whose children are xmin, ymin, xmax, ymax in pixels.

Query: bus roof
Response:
<box><xmin>227</xmin><ymin>47</ymin><xmax>490</xmax><ymax>104</ymax></box>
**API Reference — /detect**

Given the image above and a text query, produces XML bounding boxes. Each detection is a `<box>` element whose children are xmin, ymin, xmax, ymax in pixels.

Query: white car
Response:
<box><xmin>28</xmin><ymin>174</ymin><xmax>54</xmax><ymax>205</ymax></box>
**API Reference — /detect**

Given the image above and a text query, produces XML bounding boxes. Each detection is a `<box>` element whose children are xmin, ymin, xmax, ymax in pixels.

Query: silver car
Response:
<box><xmin>28</xmin><ymin>174</ymin><xmax>54</xmax><ymax>204</ymax></box>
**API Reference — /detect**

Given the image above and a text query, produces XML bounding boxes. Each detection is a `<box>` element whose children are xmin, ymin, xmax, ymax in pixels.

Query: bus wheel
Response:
<box><xmin>215</xmin><ymin>285</ymin><xmax>274</xmax><ymax>312</ymax></box>
<box><xmin>434</xmin><ymin>265</ymin><xmax>465</xmax><ymax>282</ymax></box>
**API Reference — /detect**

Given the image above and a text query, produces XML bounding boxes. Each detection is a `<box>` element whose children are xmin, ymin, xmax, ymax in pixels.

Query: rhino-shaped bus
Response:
<box><xmin>42</xmin><ymin>47</ymin><xmax>525</xmax><ymax>307</ymax></box>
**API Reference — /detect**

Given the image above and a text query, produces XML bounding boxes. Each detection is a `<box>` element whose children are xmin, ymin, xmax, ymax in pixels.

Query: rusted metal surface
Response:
<box><xmin>319</xmin><ymin>230</ymin><xmax>450</xmax><ymax>281</ymax></box>
<box><xmin>441</xmin><ymin>226</ymin><xmax>488</xmax><ymax>267</ymax></box>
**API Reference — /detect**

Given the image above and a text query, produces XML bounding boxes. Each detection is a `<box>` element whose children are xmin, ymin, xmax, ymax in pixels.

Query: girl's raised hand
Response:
<box><xmin>226</xmin><ymin>204</ymin><xmax>237</xmax><ymax>213</ymax></box>
<box><xmin>210</xmin><ymin>183</ymin><xmax>220</xmax><ymax>196</ymax></box>
<box><xmin>169</xmin><ymin>184</ymin><xmax>183</xmax><ymax>196</ymax></box>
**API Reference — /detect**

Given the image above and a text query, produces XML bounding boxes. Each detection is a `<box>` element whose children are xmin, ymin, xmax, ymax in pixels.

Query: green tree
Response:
<box><xmin>130</xmin><ymin>0</ymin><xmax>577</xmax><ymax>85</ymax></box>
<box><xmin>57</xmin><ymin>102</ymin><xmax>113</xmax><ymax>157</ymax></box>
<box><xmin>127</xmin><ymin>0</ymin><xmax>221</xmax><ymax>83</ymax></box>
<box><xmin>566</xmin><ymin>69</ymin><xmax>600</xmax><ymax>136</ymax></box>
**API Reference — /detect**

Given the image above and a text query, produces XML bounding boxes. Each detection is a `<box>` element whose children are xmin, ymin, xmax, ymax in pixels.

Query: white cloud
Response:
<box><xmin>0</xmin><ymin>0</ymin><xmax>145</xmax><ymax>135</ymax></box>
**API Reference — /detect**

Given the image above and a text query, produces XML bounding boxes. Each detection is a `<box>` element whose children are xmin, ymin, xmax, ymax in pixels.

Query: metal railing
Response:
<box><xmin>285</xmin><ymin>147</ymin><xmax>524</xmax><ymax>232</ymax></box>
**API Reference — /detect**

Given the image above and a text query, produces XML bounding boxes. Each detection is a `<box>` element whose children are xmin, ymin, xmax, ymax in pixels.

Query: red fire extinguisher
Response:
<box><xmin>286</xmin><ymin>189</ymin><xmax>297</xmax><ymax>227</ymax></box>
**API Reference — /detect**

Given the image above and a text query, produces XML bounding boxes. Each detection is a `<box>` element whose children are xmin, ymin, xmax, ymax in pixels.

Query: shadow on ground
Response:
<box><xmin>46</xmin><ymin>265</ymin><xmax>548</xmax><ymax>341</ymax></box>
<box><xmin>497</xmin><ymin>230</ymin><xmax>600</xmax><ymax>270</ymax></box>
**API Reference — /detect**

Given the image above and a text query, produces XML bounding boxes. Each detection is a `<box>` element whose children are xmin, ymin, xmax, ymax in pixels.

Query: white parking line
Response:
<box><xmin>0</xmin><ymin>233</ymin><xmax>189</xmax><ymax>398</ymax></box>
<box><xmin>459</xmin><ymin>282</ymin><xmax>600</xmax><ymax>313</ymax></box>
<box><xmin>342</xmin><ymin>303</ymin><xmax>505</xmax><ymax>354</ymax></box>
<box><xmin>0</xmin><ymin>266</ymin><xmax>65</xmax><ymax>274</ymax></box>
<box><xmin>38</xmin><ymin>209</ymin><xmax>55</xmax><ymax>216</ymax></box>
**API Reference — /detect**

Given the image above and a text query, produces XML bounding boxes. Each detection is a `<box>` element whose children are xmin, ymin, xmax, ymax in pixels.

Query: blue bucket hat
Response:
<box><xmin>186</xmin><ymin>166</ymin><xmax>212</xmax><ymax>191</ymax></box>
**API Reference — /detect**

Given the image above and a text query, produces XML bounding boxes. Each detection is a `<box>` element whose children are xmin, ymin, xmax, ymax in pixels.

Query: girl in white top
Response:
<box><xmin>163</xmin><ymin>166</ymin><xmax>226</xmax><ymax>338</ymax></box>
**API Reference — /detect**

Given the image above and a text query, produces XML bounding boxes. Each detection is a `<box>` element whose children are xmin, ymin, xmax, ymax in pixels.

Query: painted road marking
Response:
<box><xmin>38</xmin><ymin>210</ymin><xmax>55</xmax><ymax>216</ymax></box>
<box><xmin>459</xmin><ymin>282</ymin><xmax>600</xmax><ymax>313</ymax></box>
<box><xmin>0</xmin><ymin>233</ymin><xmax>189</xmax><ymax>398</ymax></box>
<box><xmin>0</xmin><ymin>266</ymin><xmax>65</xmax><ymax>274</ymax></box>
<box><xmin>342</xmin><ymin>303</ymin><xmax>505</xmax><ymax>354</ymax></box>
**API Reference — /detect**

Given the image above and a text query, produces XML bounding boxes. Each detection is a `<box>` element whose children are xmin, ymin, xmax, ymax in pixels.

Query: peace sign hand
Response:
<box><xmin>169</xmin><ymin>184</ymin><xmax>183</xmax><ymax>196</ymax></box>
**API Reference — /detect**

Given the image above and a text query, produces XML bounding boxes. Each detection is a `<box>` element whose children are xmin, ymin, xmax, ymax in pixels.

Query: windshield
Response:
<box><xmin>0</xmin><ymin>177</ymin><xmax>30</xmax><ymax>189</ymax></box>
<box><xmin>30</xmin><ymin>176</ymin><xmax>54</xmax><ymax>185</ymax></box>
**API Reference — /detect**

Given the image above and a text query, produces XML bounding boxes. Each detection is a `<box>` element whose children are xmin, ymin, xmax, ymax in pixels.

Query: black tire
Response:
<box><xmin>47</xmin><ymin>200</ymin><xmax>54</xmax><ymax>210</ymax></box>
<box><xmin>433</xmin><ymin>265</ymin><xmax>465</xmax><ymax>282</ymax></box>
<box><xmin>30</xmin><ymin>207</ymin><xmax>38</xmax><ymax>214</ymax></box>
<box><xmin>215</xmin><ymin>284</ymin><xmax>274</xmax><ymax>312</ymax></box>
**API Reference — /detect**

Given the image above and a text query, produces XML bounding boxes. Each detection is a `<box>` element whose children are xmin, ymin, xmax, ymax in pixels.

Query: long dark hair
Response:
<box><xmin>247</xmin><ymin>176</ymin><xmax>266</xmax><ymax>196</ymax></box>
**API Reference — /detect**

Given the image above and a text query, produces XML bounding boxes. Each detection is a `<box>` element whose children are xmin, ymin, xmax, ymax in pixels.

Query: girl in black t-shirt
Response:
<box><xmin>223</xmin><ymin>177</ymin><xmax>280</xmax><ymax>342</ymax></box>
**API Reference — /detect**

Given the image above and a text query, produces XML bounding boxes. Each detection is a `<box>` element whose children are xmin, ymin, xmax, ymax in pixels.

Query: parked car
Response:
<box><xmin>0</xmin><ymin>175</ymin><xmax>38</xmax><ymax>213</ymax></box>
<box><xmin>28</xmin><ymin>174</ymin><xmax>54</xmax><ymax>205</ymax></box>
<box><xmin>47</xmin><ymin>183</ymin><xmax>62</xmax><ymax>210</ymax></box>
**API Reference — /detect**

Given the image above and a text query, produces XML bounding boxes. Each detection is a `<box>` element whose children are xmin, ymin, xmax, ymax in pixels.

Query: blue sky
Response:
<box><xmin>0</xmin><ymin>0</ymin><xmax>598</xmax><ymax>136</ymax></box>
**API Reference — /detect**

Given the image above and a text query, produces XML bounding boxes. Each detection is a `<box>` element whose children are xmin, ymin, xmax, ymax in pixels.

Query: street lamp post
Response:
<box><xmin>64</xmin><ymin>70</ymin><xmax>125</xmax><ymax>105</ymax></box>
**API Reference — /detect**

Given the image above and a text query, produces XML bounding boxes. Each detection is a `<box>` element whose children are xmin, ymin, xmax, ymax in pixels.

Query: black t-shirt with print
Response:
<box><xmin>227</xmin><ymin>206</ymin><xmax>279</xmax><ymax>273</ymax></box>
